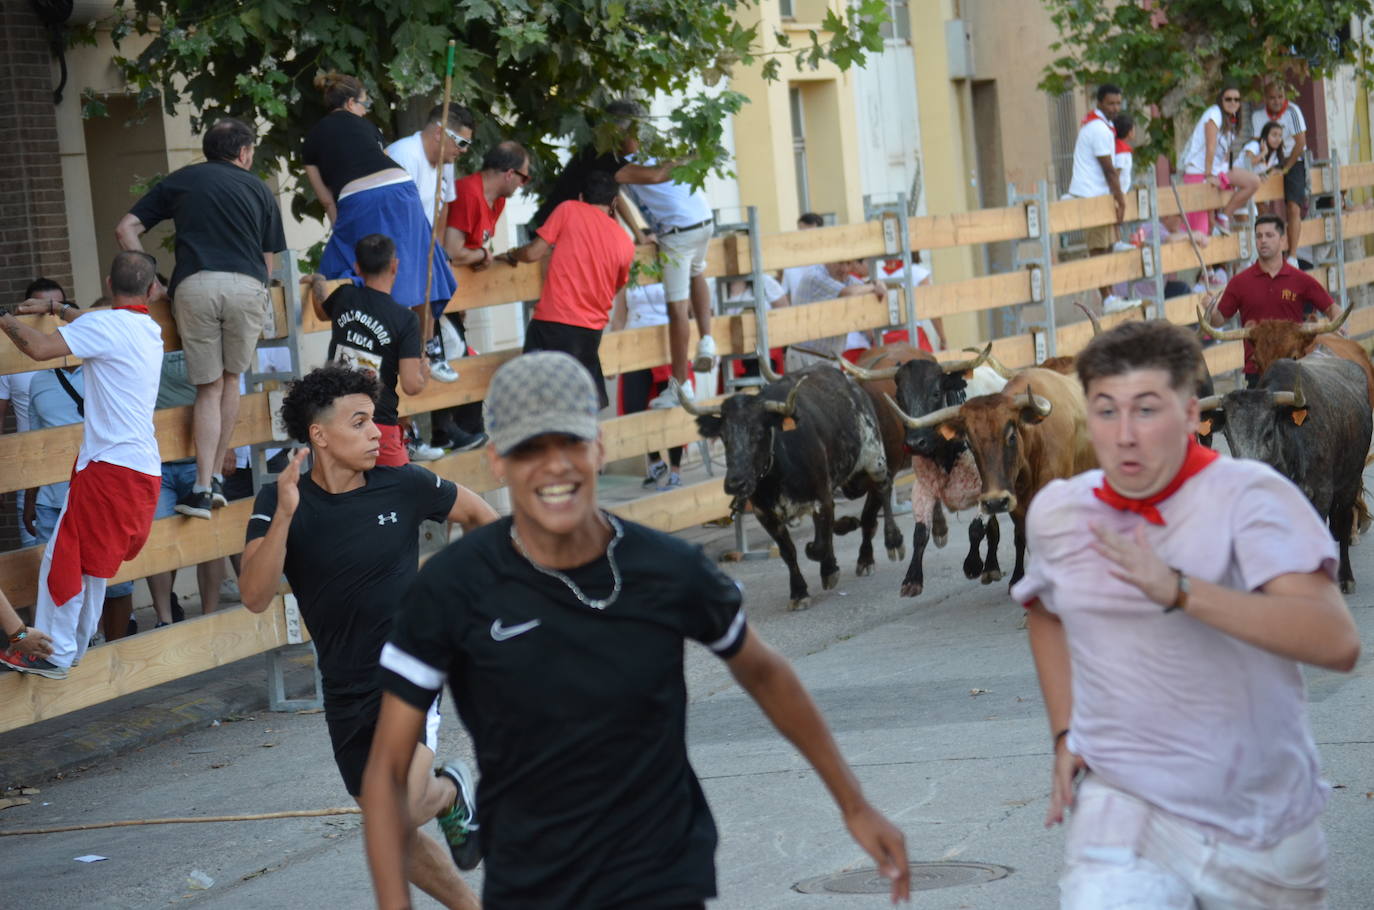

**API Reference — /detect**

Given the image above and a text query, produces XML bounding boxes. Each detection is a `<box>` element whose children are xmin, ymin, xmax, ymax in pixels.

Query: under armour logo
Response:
<box><xmin>377</xmin><ymin>512</ymin><xmax>397</xmax><ymax>525</ymax></box>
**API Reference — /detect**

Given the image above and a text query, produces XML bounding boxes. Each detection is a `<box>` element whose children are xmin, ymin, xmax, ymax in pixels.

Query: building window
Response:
<box><xmin>790</xmin><ymin>87</ymin><xmax>812</xmax><ymax>214</ymax></box>
<box><xmin>779</xmin><ymin>0</ymin><xmax>794</xmax><ymax>19</ymax></box>
<box><xmin>878</xmin><ymin>1</ymin><xmax>911</xmax><ymax>42</ymax></box>
<box><xmin>1047</xmin><ymin>90</ymin><xmax>1077</xmax><ymax>197</ymax></box>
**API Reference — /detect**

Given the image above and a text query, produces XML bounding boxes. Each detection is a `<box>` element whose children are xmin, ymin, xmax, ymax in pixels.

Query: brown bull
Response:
<box><xmin>886</xmin><ymin>367</ymin><xmax>1096</xmax><ymax>586</ymax></box>
<box><xmin>1200</xmin><ymin>304</ymin><xmax>1374</xmax><ymax>407</ymax></box>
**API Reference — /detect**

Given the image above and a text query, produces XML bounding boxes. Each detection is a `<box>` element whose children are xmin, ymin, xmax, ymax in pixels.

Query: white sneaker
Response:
<box><xmin>1213</xmin><ymin>213</ymin><xmax>1232</xmax><ymax>236</ymax></box>
<box><xmin>219</xmin><ymin>576</ymin><xmax>242</xmax><ymax>603</ymax></box>
<box><xmin>1287</xmin><ymin>256</ymin><xmax>1301</xmax><ymax>269</ymax></box>
<box><xmin>1102</xmin><ymin>294</ymin><xmax>1124</xmax><ymax>311</ymax></box>
<box><xmin>430</xmin><ymin>360</ymin><xmax>460</xmax><ymax>383</ymax></box>
<box><xmin>649</xmin><ymin>380</ymin><xmax>693</xmax><ymax>410</ymax></box>
<box><xmin>693</xmin><ymin>335</ymin><xmax>718</xmax><ymax>373</ymax></box>
<box><xmin>1111</xmin><ymin>241</ymin><xmax>1137</xmax><ymax>252</ymax></box>
<box><xmin>409</xmin><ymin>442</ymin><xmax>446</xmax><ymax>461</ymax></box>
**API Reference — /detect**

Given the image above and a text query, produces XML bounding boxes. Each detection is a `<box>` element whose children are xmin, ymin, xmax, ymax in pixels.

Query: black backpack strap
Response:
<box><xmin>53</xmin><ymin>368</ymin><xmax>83</xmax><ymax>417</ymax></box>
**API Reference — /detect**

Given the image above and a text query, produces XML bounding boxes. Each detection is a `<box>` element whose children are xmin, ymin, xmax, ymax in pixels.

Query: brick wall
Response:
<box><xmin>1</xmin><ymin>0</ymin><xmax>74</xmax><ymax>551</ymax></box>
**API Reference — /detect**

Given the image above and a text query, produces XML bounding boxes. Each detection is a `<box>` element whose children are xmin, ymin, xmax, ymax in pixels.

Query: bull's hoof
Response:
<box><xmin>822</xmin><ymin>571</ymin><xmax>840</xmax><ymax>590</ymax></box>
<box><xmin>981</xmin><ymin>569</ymin><xmax>1004</xmax><ymax>585</ymax></box>
<box><xmin>887</xmin><ymin>546</ymin><xmax>906</xmax><ymax>562</ymax></box>
<box><xmin>900</xmin><ymin>582</ymin><xmax>923</xmax><ymax>597</ymax></box>
<box><xmin>788</xmin><ymin>596</ymin><xmax>811</xmax><ymax>612</ymax></box>
<box><xmin>1341</xmin><ymin>579</ymin><xmax>1357</xmax><ymax>594</ymax></box>
<box><xmin>834</xmin><ymin>516</ymin><xmax>860</xmax><ymax>535</ymax></box>
<box><xmin>933</xmin><ymin>531</ymin><xmax>948</xmax><ymax>549</ymax></box>
<box><xmin>963</xmin><ymin>560</ymin><xmax>983</xmax><ymax>580</ymax></box>
<box><xmin>855</xmin><ymin>562</ymin><xmax>874</xmax><ymax>577</ymax></box>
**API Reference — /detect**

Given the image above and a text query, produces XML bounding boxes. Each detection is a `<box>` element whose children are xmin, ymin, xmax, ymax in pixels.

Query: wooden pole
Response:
<box><xmin>422</xmin><ymin>39</ymin><xmax>458</xmax><ymax>347</ymax></box>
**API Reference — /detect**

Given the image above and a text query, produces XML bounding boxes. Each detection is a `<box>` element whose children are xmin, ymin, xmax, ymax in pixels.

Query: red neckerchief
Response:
<box><xmin>1114</xmin><ymin>138</ymin><xmax>1132</xmax><ymax>154</ymax></box>
<box><xmin>1268</xmin><ymin>99</ymin><xmax>1289</xmax><ymax>121</ymax></box>
<box><xmin>1080</xmin><ymin>109</ymin><xmax>1117</xmax><ymax>137</ymax></box>
<box><xmin>113</xmin><ymin>304</ymin><xmax>150</xmax><ymax>313</ymax></box>
<box><xmin>1093</xmin><ymin>438</ymin><xmax>1220</xmax><ymax>525</ymax></box>
<box><xmin>882</xmin><ymin>258</ymin><xmax>904</xmax><ymax>275</ymax></box>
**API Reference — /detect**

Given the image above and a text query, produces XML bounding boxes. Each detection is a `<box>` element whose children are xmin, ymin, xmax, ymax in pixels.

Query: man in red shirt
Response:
<box><xmin>1206</xmin><ymin>213</ymin><xmax>1339</xmax><ymax>387</ymax></box>
<box><xmin>500</xmin><ymin>170</ymin><xmax>635</xmax><ymax>408</ymax></box>
<box><xmin>443</xmin><ymin>141</ymin><xmax>528</xmax><ymax>268</ymax></box>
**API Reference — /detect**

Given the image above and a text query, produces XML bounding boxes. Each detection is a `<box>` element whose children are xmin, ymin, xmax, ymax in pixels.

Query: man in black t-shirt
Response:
<box><xmin>309</xmin><ymin>234</ymin><xmax>444</xmax><ymax>467</ymax></box>
<box><xmin>116</xmin><ymin>118</ymin><xmax>287</xmax><ymax>521</ymax></box>
<box><xmin>362</xmin><ymin>352</ymin><xmax>911</xmax><ymax>910</ymax></box>
<box><xmin>239</xmin><ymin>365</ymin><xmax>497</xmax><ymax>908</ymax></box>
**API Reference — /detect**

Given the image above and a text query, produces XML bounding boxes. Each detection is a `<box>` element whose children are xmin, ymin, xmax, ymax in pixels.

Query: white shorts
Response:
<box><xmin>658</xmin><ymin>223</ymin><xmax>712</xmax><ymax>302</ymax></box>
<box><xmin>1061</xmin><ymin>775</ymin><xmax>1328</xmax><ymax>909</ymax></box>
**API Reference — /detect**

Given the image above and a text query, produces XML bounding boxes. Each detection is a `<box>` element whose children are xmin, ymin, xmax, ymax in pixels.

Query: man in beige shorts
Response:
<box><xmin>116</xmin><ymin>118</ymin><xmax>286</xmax><ymax>518</ymax></box>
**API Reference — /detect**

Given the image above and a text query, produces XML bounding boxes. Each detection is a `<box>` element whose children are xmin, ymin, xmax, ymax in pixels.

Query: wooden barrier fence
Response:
<box><xmin>4</xmin><ymin>164</ymin><xmax>1374</xmax><ymax>734</ymax></box>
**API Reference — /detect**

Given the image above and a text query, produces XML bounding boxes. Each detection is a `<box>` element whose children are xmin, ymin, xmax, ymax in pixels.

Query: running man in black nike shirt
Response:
<box><xmin>239</xmin><ymin>365</ymin><xmax>496</xmax><ymax>909</ymax></box>
<box><xmin>361</xmin><ymin>352</ymin><xmax>911</xmax><ymax>909</ymax></box>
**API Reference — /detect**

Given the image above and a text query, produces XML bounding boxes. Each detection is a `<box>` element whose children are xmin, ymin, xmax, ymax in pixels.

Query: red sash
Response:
<box><xmin>1092</xmin><ymin>439</ymin><xmax>1219</xmax><ymax>526</ymax></box>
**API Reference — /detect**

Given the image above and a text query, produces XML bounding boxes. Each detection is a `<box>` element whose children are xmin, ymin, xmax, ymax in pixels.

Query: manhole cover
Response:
<box><xmin>794</xmin><ymin>861</ymin><xmax>1013</xmax><ymax>894</ymax></box>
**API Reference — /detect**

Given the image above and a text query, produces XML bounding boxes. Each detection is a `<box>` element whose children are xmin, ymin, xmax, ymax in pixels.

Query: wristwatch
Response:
<box><xmin>1164</xmin><ymin>569</ymin><xmax>1189</xmax><ymax>613</ymax></box>
<box><xmin>6</xmin><ymin>625</ymin><xmax>28</xmax><ymax>645</ymax></box>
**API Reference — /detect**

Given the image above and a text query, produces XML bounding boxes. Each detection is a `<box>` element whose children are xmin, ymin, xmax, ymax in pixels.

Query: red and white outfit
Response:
<box><xmin>37</xmin><ymin>307</ymin><xmax>163</xmax><ymax>669</ymax></box>
<box><xmin>1013</xmin><ymin>444</ymin><xmax>1337</xmax><ymax>907</ymax></box>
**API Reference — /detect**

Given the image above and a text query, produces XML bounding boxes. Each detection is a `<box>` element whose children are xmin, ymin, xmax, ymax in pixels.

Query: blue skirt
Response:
<box><xmin>320</xmin><ymin>179</ymin><xmax>457</xmax><ymax>318</ymax></box>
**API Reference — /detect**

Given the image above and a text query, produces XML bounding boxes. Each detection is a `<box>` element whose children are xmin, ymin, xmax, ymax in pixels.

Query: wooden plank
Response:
<box><xmin>917</xmin><ymin>270</ymin><xmax>1031</xmax><ymax>319</ymax></box>
<box><xmin>610</xmin><ymin>477</ymin><xmax>731</xmax><ymax>532</ymax></box>
<box><xmin>1055</xmin><ymin>249</ymin><xmax>1148</xmax><ymax>296</ymax></box>
<box><xmin>742</xmin><ymin>222</ymin><xmax>888</xmax><ymax>273</ymax></box>
<box><xmin>908</xmin><ymin>206</ymin><xmax>1031</xmax><ymax>250</ymax></box>
<box><xmin>1337</xmin><ymin>162</ymin><xmax>1374</xmax><ymax>191</ymax></box>
<box><xmin>0</xmin><ymin>597</ymin><xmax>302</xmax><ymax>734</ymax></box>
<box><xmin>0</xmin><ymin>499</ymin><xmax>256</xmax><ymax>609</ymax></box>
<box><xmin>0</xmin><ymin>392</ymin><xmax>276</xmax><ymax>496</ymax></box>
<box><xmin>1204</xmin><ymin>341</ymin><xmax>1244</xmax><ymax>375</ymax></box>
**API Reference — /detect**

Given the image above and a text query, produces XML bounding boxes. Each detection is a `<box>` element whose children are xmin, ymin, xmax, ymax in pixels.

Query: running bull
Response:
<box><xmin>681</xmin><ymin>365</ymin><xmax>899</xmax><ymax>611</ymax></box>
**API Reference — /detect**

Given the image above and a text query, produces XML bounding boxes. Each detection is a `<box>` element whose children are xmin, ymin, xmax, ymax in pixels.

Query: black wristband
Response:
<box><xmin>1053</xmin><ymin>728</ymin><xmax>1070</xmax><ymax>748</ymax></box>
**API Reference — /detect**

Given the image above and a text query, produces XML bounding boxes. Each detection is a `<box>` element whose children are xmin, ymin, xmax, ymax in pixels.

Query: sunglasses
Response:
<box><xmin>443</xmin><ymin>127</ymin><xmax>472</xmax><ymax>150</ymax></box>
<box><xmin>511</xmin><ymin>168</ymin><xmax>530</xmax><ymax>184</ymax></box>
<box><xmin>353</xmin><ymin>95</ymin><xmax>373</xmax><ymax>111</ymax></box>
<box><xmin>1222</xmin><ymin>95</ymin><xmax>1241</xmax><ymax>103</ymax></box>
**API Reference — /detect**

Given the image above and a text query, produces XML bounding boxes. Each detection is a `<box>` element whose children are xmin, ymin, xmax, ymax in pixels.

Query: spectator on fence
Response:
<box><xmin>1067</xmin><ymin>83</ymin><xmax>1126</xmax><ymax>307</ymax></box>
<box><xmin>609</xmin><ymin>282</ymin><xmax>686</xmax><ymax>489</ymax></box>
<box><xmin>385</xmin><ymin>103</ymin><xmax>474</xmax><ymax>384</ymax></box>
<box><xmin>780</xmin><ymin>211</ymin><xmax>826</xmax><ymax>308</ymax></box>
<box><xmin>1252</xmin><ymin>80</ymin><xmax>1309</xmax><ymax>268</ymax></box>
<box><xmin>0</xmin><ymin>252</ymin><xmax>164</xmax><ymax>679</ymax></box>
<box><xmin>116</xmin><ymin>118</ymin><xmax>286</xmax><ymax>521</ymax></box>
<box><xmin>783</xmin><ymin>259</ymin><xmax>887</xmax><ymax>372</ymax></box>
<box><xmin>1180</xmin><ymin>85</ymin><xmax>1259</xmax><ymax>238</ymax></box>
<box><xmin>1204</xmin><ymin>213</ymin><xmax>1338</xmax><ymax>388</ymax></box>
<box><xmin>1239</xmin><ymin>120</ymin><xmax>1285</xmax><ymax>182</ymax></box>
<box><xmin>308</xmin><ymin>234</ymin><xmax>428</xmax><ymax>468</ymax></box>
<box><xmin>1</xmin><ymin>278</ymin><xmax>67</xmax><ymax>549</ymax></box>
<box><xmin>304</xmin><ymin>73</ymin><xmax>458</xmax><ymax>358</ymax></box>
<box><xmin>499</xmin><ymin>170</ymin><xmax>635</xmax><ymax>410</ymax></box>
<box><xmin>1</xmin><ymin>584</ymin><xmax>52</xmax><ymax>662</ymax></box>
<box><xmin>1113</xmin><ymin>113</ymin><xmax>1136</xmax><ymax>191</ymax></box>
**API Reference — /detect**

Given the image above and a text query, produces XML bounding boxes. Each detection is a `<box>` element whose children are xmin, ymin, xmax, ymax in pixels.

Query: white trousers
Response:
<box><xmin>1061</xmin><ymin>775</ymin><xmax>1328</xmax><ymax>910</ymax></box>
<box><xmin>33</xmin><ymin>505</ymin><xmax>110</xmax><ymax>668</ymax></box>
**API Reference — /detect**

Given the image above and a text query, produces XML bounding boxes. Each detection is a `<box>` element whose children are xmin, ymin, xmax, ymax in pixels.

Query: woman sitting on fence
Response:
<box><xmin>1179</xmin><ymin>85</ymin><xmax>1259</xmax><ymax>237</ymax></box>
<box><xmin>303</xmin><ymin>73</ymin><xmax>456</xmax><ymax>320</ymax></box>
<box><xmin>1238</xmin><ymin>120</ymin><xmax>1285</xmax><ymax>216</ymax></box>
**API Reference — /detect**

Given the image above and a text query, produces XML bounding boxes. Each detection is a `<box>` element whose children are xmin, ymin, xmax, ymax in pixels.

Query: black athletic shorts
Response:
<box><xmin>524</xmin><ymin>319</ymin><xmax>609</xmax><ymax>409</ymax></box>
<box><xmin>1245</xmin><ymin>372</ymin><xmax>1261</xmax><ymax>390</ymax></box>
<box><xmin>324</xmin><ymin>689</ymin><xmax>436</xmax><ymax>797</ymax></box>
<box><xmin>1284</xmin><ymin>160</ymin><xmax>1308</xmax><ymax>208</ymax></box>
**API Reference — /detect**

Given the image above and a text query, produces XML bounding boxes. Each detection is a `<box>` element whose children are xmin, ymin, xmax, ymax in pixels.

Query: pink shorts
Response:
<box><xmin>1183</xmin><ymin>172</ymin><xmax>1232</xmax><ymax>235</ymax></box>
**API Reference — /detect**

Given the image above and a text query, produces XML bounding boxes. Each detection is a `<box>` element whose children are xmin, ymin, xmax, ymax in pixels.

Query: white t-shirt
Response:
<box><xmin>1067</xmin><ymin>112</ymin><xmax>1117</xmax><ymax>197</ymax></box>
<box><xmin>625</xmin><ymin>282</ymin><xmax>669</xmax><ymax>329</ymax></box>
<box><xmin>1252</xmin><ymin>102</ymin><xmax>1307</xmax><ymax>160</ymax></box>
<box><xmin>1181</xmin><ymin>105</ymin><xmax>1234</xmax><ymax>176</ymax></box>
<box><xmin>1012</xmin><ymin>458</ymin><xmax>1336</xmax><ymax>848</ymax></box>
<box><xmin>57</xmin><ymin>308</ymin><xmax>164</xmax><ymax>476</ymax></box>
<box><xmin>720</xmin><ymin>274</ymin><xmax>785</xmax><ymax>315</ymax></box>
<box><xmin>384</xmin><ymin>133</ymin><xmax>456</xmax><ymax>227</ymax></box>
<box><xmin>1240</xmin><ymin>139</ymin><xmax>1276</xmax><ymax>176</ymax></box>
<box><xmin>625</xmin><ymin>167</ymin><xmax>712</xmax><ymax>232</ymax></box>
<box><xmin>1114</xmin><ymin>149</ymin><xmax>1133</xmax><ymax>189</ymax></box>
<box><xmin>0</xmin><ymin>370</ymin><xmax>37</xmax><ymax>431</ymax></box>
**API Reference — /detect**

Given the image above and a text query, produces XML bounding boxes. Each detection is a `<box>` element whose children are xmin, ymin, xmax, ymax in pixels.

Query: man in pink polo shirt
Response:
<box><xmin>1013</xmin><ymin>319</ymin><xmax>1359</xmax><ymax>907</ymax></box>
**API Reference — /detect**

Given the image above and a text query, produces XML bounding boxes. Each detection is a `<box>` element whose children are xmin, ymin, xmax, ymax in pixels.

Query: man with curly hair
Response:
<box><xmin>238</xmin><ymin>364</ymin><xmax>496</xmax><ymax>905</ymax></box>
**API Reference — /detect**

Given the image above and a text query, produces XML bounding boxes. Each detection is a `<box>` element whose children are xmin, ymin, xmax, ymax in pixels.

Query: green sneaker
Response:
<box><xmin>436</xmin><ymin>760</ymin><xmax>481</xmax><ymax>870</ymax></box>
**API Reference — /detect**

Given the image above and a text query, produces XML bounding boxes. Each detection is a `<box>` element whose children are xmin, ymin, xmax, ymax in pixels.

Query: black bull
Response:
<box><xmin>685</xmin><ymin>365</ymin><xmax>900</xmax><ymax>611</ymax></box>
<box><xmin>1204</xmin><ymin>357</ymin><xmax>1372</xmax><ymax>593</ymax></box>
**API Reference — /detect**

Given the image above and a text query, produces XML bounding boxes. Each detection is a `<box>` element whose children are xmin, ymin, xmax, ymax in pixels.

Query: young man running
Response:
<box><xmin>239</xmin><ymin>365</ymin><xmax>496</xmax><ymax>909</ymax></box>
<box><xmin>361</xmin><ymin>351</ymin><xmax>911</xmax><ymax>909</ymax></box>
<box><xmin>1014</xmin><ymin>320</ymin><xmax>1359</xmax><ymax>907</ymax></box>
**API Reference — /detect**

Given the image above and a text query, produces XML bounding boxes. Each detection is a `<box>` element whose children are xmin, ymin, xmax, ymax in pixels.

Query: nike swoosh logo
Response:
<box><xmin>490</xmin><ymin>618</ymin><xmax>541</xmax><ymax>641</ymax></box>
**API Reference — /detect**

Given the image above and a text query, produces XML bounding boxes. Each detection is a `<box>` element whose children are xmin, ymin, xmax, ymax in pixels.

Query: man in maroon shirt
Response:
<box><xmin>1206</xmin><ymin>213</ymin><xmax>1339</xmax><ymax>387</ymax></box>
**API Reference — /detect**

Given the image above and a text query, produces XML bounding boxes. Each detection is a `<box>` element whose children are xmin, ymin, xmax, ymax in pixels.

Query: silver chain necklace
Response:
<box><xmin>509</xmin><ymin>512</ymin><xmax>624</xmax><ymax>610</ymax></box>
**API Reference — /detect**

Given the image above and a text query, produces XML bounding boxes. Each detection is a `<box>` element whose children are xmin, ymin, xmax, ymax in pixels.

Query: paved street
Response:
<box><xmin>3</xmin><ymin>462</ymin><xmax>1373</xmax><ymax>909</ymax></box>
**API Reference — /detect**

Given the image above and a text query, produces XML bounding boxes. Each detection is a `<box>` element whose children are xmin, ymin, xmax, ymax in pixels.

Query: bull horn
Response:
<box><xmin>1272</xmin><ymin>375</ymin><xmax>1307</xmax><ymax>410</ymax></box>
<box><xmin>757</xmin><ymin>352</ymin><xmax>783</xmax><ymax>383</ymax></box>
<box><xmin>1196</xmin><ymin>306</ymin><xmax>1250</xmax><ymax>342</ymax></box>
<box><xmin>884</xmin><ymin>393</ymin><xmax>963</xmax><ymax>430</ymax></box>
<box><xmin>1196</xmin><ymin>394</ymin><xmax>1225</xmax><ymax>412</ymax></box>
<box><xmin>837</xmin><ymin>356</ymin><xmax>899</xmax><ymax>382</ymax></box>
<box><xmin>672</xmin><ymin>379</ymin><xmax>722</xmax><ymax>418</ymax></box>
<box><xmin>1307</xmin><ymin>303</ymin><xmax>1351</xmax><ymax>336</ymax></box>
<box><xmin>965</xmin><ymin>346</ymin><xmax>1016</xmax><ymax>379</ymax></box>
<box><xmin>1020</xmin><ymin>384</ymin><xmax>1052</xmax><ymax>418</ymax></box>
<box><xmin>762</xmin><ymin>375</ymin><xmax>808</xmax><ymax>417</ymax></box>
<box><xmin>942</xmin><ymin>342</ymin><xmax>992</xmax><ymax>374</ymax></box>
<box><xmin>1074</xmin><ymin>301</ymin><xmax>1104</xmax><ymax>336</ymax></box>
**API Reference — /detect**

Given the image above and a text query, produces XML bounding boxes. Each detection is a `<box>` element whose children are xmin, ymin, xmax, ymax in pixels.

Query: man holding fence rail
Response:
<box><xmin>0</xmin><ymin>252</ymin><xmax>164</xmax><ymax>680</ymax></box>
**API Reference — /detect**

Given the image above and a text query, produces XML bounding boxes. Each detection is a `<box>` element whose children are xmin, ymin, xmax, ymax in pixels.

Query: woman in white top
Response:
<box><xmin>1239</xmin><ymin>120</ymin><xmax>1284</xmax><ymax>179</ymax></box>
<box><xmin>1179</xmin><ymin>86</ymin><xmax>1258</xmax><ymax>236</ymax></box>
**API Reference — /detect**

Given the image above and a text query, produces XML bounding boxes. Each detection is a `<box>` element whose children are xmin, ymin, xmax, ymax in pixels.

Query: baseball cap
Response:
<box><xmin>484</xmin><ymin>351</ymin><xmax>601</xmax><ymax>455</ymax></box>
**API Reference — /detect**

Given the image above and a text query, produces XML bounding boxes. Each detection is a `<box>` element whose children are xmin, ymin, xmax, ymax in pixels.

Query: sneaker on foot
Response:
<box><xmin>693</xmin><ymin>334</ymin><xmax>718</xmax><ymax>373</ymax></box>
<box><xmin>1101</xmin><ymin>294</ymin><xmax>1124</xmax><ymax>312</ymax></box>
<box><xmin>436</xmin><ymin>760</ymin><xmax>481</xmax><ymax>871</ymax></box>
<box><xmin>649</xmin><ymin>380</ymin><xmax>692</xmax><ymax>410</ymax></box>
<box><xmin>450</xmin><ymin>430</ymin><xmax>488</xmax><ymax>453</ymax></box>
<box><xmin>220</xmin><ymin>576</ymin><xmax>242</xmax><ymax>603</ymax></box>
<box><xmin>0</xmin><ymin>651</ymin><xmax>68</xmax><ymax>679</ymax></box>
<box><xmin>430</xmin><ymin>360</ymin><xmax>460</xmax><ymax>383</ymax></box>
<box><xmin>175</xmin><ymin>490</ymin><xmax>213</xmax><ymax>520</ymax></box>
<box><xmin>1214</xmin><ymin>213</ymin><xmax>1232</xmax><ymax>236</ymax></box>
<box><xmin>210</xmin><ymin>478</ymin><xmax>228</xmax><ymax>509</ymax></box>
<box><xmin>642</xmin><ymin>461</ymin><xmax>668</xmax><ymax>489</ymax></box>
<box><xmin>666</xmin><ymin>471</ymin><xmax>682</xmax><ymax>488</ymax></box>
<box><xmin>409</xmin><ymin>442</ymin><xmax>446</xmax><ymax>462</ymax></box>
<box><xmin>1287</xmin><ymin>256</ymin><xmax>1301</xmax><ymax>269</ymax></box>
<box><xmin>1110</xmin><ymin>240</ymin><xmax>1137</xmax><ymax>252</ymax></box>
<box><xmin>127</xmin><ymin>616</ymin><xmax>138</xmax><ymax>636</ymax></box>
<box><xmin>170</xmin><ymin>592</ymin><xmax>185</xmax><ymax>623</ymax></box>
